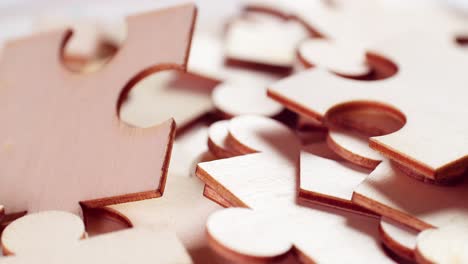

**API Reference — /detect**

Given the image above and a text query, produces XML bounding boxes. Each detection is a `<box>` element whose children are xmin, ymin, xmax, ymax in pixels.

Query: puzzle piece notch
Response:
<box><xmin>119</xmin><ymin>69</ymin><xmax>214</xmax><ymax>129</ymax></box>
<box><xmin>297</xmin><ymin>38</ymin><xmax>372</xmax><ymax>79</ymax></box>
<box><xmin>224</xmin><ymin>12</ymin><xmax>309</xmax><ymax>69</ymax></box>
<box><xmin>269</xmin><ymin>30</ymin><xmax>468</xmax><ymax>182</ymax></box>
<box><xmin>196</xmin><ymin>115</ymin><xmax>393</xmax><ymax>263</ymax></box>
<box><xmin>0</xmin><ymin>3</ymin><xmax>196</xmax><ymax>215</ymax></box>
<box><xmin>0</xmin><ymin>211</ymin><xmax>192</xmax><ymax>263</ymax></box>
<box><xmin>415</xmin><ymin>224</ymin><xmax>468</xmax><ymax>264</ymax></box>
<box><xmin>212</xmin><ymin>77</ymin><xmax>283</xmax><ymax>118</ymax></box>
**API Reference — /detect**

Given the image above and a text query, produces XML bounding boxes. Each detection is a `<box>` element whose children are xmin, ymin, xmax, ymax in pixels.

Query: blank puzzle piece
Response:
<box><xmin>225</xmin><ymin>13</ymin><xmax>309</xmax><ymax>69</ymax></box>
<box><xmin>0</xmin><ymin>211</ymin><xmax>192</xmax><ymax>263</ymax></box>
<box><xmin>104</xmin><ymin>124</ymin><xmax>222</xmax><ymax>256</ymax></box>
<box><xmin>0</xmin><ymin>4</ymin><xmax>196</xmax><ymax>215</ymax></box>
<box><xmin>196</xmin><ymin>115</ymin><xmax>392</xmax><ymax>263</ymax></box>
<box><xmin>269</xmin><ymin>30</ymin><xmax>468</xmax><ymax>182</ymax></box>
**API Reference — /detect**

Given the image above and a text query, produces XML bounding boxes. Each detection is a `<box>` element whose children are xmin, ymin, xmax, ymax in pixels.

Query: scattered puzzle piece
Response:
<box><xmin>119</xmin><ymin>70</ymin><xmax>214</xmax><ymax>129</ymax></box>
<box><xmin>0</xmin><ymin>3</ymin><xmax>196</xmax><ymax>215</ymax></box>
<box><xmin>197</xmin><ymin>115</ymin><xmax>392</xmax><ymax>263</ymax></box>
<box><xmin>297</xmin><ymin>39</ymin><xmax>371</xmax><ymax>78</ymax></box>
<box><xmin>0</xmin><ymin>211</ymin><xmax>192</xmax><ymax>263</ymax></box>
<box><xmin>380</xmin><ymin>217</ymin><xmax>418</xmax><ymax>262</ymax></box>
<box><xmin>212</xmin><ymin>76</ymin><xmax>283</xmax><ymax>118</ymax></box>
<box><xmin>91</xmin><ymin>124</ymin><xmax>223</xmax><ymax>263</ymax></box>
<box><xmin>225</xmin><ymin>13</ymin><xmax>308</xmax><ymax>69</ymax></box>
<box><xmin>327</xmin><ymin>129</ymin><xmax>382</xmax><ymax>169</ymax></box>
<box><xmin>300</xmin><ymin>144</ymin><xmax>375</xmax><ymax>216</ymax></box>
<box><xmin>353</xmin><ymin>161</ymin><xmax>468</xmax><ymax>231</ymax></box>
<box><xmin>269</xmin><ymin>30</ymin><xmax>468</xmax><ymax>181</ymax></box>
<box><xmin>415</xmin><ymin>224</ymin><xmax>468</xmax><ymax>264</ymax></box>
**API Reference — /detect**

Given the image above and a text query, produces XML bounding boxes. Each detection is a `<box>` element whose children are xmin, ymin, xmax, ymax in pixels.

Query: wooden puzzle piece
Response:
<box><xmin>415</xmin><ymin>224</ymin><xmax>468</xmax><ymax>264</ymax></box>
<box><xmin>196</xmin><ymin>115</ymin><xmax>393</xmax><ymax>263</ymax></box>
<box><xmin>0</xmin><ymin>211</ymin><xmax>192</xmax><ymax>263</ymax></box>
<box><xmin>35</xmin><ymin>16</ymin><xmax>117</xmax><ymax>71</ymax></box>
<box><xmin>0</xmin><ymin>3</ymin><xmax>196</xmax><ymax>215</ymax></box>
<box><xmin>269</xmin><ymin>29</ymin><xmax>468</xmax><ymax>182</ymax></box>
<box><xmin>224</xmin><ymin>13</ymin><xmax>308</xmax><ymax>69</ymax></box>
<box><xmin>98</xmin><ymin>124</ymin><xmax>222</xmax><ymax>263</ymax></box>
<box><xmin>380</xmin><ymin>217</ymin><xmax>418</xmax><ymax>262</ymax></box>
<box><xmin>212</xmin><ymin>76</ymin><xmax>283</xmax><ymax>118</ymax></box>
<box><xmin>327</xmin><ymin>129</ymin><xmax>382</xmax><ymax>169</ymax></box>
<box><xmin>297</xmin><ymin>39</ymin><xmax>371</xmax><ymax>78</ymax></box>
<box><xmin>300</xmin><ymin>144</ymin><xmax>375</xmax><ymax>216</ymax></box>
<box><xmin>119</xmin><ymin>70</ymin><xmax>214</xmax><ymax>129</ymax></box>
<box><xmin>207</xmin><ymin>120</ymin><xmax>241</xmax><ymax>159</ymax></box>
<box><xmin>353</xmin><ymin>161</ymin><xmax>468</xmax><ymax>231</ymax></box>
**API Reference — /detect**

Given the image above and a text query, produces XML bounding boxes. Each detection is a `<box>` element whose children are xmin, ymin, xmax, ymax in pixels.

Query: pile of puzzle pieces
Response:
<box><xmin>0</xmin><ymin>0</ymin><xmax>467</xmax><ymax>263</ymax></box>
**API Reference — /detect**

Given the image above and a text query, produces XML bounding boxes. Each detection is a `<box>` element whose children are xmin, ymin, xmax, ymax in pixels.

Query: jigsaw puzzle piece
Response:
<box><xmin>212</xmin><ymin>76</ymin><xmax>283</xmax><ymax>118</ymax></box>
<box><xmin>269</xmin><ymin>30</ymin><xmax>468</xmax><ymax>182</ymax></box>
<box><xmin>98</xmin><ymin>124</ymin><xmax>223</xmax><ymax>263</ymax></box>
<box><xmin>327</xmin><ymin>129</ymin><xmax>382</xmax><ymax>169</ymax></box>
<box><xmin>0</xmin><ymin>211</ymin><xmax>191</xmax><ymax>263</ymax></box>
<box><xmin>119</xmin><ymin>70</ymin><xmax>214</xmax><ymax>129</ymax></box>
<box><xmin>196</xmin><ymin>116</ymin><xmax>393</xmax><ymax>263</ymax></box>
<box><xmin>0</xmin><ymin>3</ymin><xmax>195</xmax><ymax>215</ymax></box>
<box><xmin>353</xmin><ymin>161</ymin><xmax>468</xmax><ymax>231</ymax></box>
<box><xmin>300</xmin><ymin>144</ymin><xmax>375</xmax><ymax>216</ymax></box>
<box><xmin>225</xmin><ymin>13</ymin><xmax>308</xmax><ymax>69</ymax></box>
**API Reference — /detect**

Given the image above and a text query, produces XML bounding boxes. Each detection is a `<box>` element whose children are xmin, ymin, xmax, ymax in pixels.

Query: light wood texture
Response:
<box><xmin>380</xmin><ymin>217</ymin><xmax>418</xmax><ymax>262</ymax></box>
<box><xmin>353</xmin><ymin>161</ymin><xmax>468</xmax><ymax>231</ymax></box>
<box><xmin>0</xmin><ymin>206</ymin><xmax>4</xmax><ymax>224</ymax></box>
<box><xmin>120</xmin><ymin>70</ymin><xmax>213</xmax><ymax>129</ymax></box>
<box><xmin>327</xmin><ymin>129</ymin><xmax>382</xmax><ymax>169</ymax></box>
<box><xmin>1</xmin><ymin>211</ymin><xmax>85</xmax><ymax>255</ymax></box>
<box><xmin>104</xmin><ymin>124</ymin><xmax>223</xmax><ymax>263</ymax></box>
<box><xmin>212</xmin><ymin>77</ymin><xmax>283</xmax><ymax>118</ymax></box>
<box><xmin>0</xmin><ymin>3</ymin><xmax>196</xmax><ymax>215</ymax></box>
<box><xmin>269</xmin><ymin>30</ymin><xmax>468</xmax><ymax>181</ymax></box>
<box><xmin>300</xmin><ymin>144</ymin><xmax>375</xmax><ymax>216</ymax></box>
<box><xmin>196</xmin><ymin>115</ymin><xmax>392</xmax><ymax>263</ymax></box>
<box><xmin>297</xmin><ymin>39</ymin><xmax>370</xmax><ymax>78</ymax></box>
<box><xmin>207</xmin><ymin>120</ymin><xmax>240</xmax><ymax>159</ymax></box>
<box><xmin>415</xmin><ymin>224</ymin><xmax>468</xmax><ymax>264</ymax></box>
<box><xmin>225</xmin><ymin>14</ymin><xmax>308</xmax><ymax>69</ymax></box>
<box><xmin>0</xmin><ymin>211</ymin><xmax>192</xmax><ymax>263</ymax></box>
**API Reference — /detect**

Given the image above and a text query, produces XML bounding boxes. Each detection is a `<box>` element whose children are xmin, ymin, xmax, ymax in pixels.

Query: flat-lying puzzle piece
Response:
<box><xmin>0</xmin><ymin>211</ymin><xmax>192</xmax><ymax>263</ymax></box>
<box><xmin>197</xmin><ymin>115</ymin><xmax>392</xmax><ymax>263</ymax></box>
<box><xmin>353</xmin><ymin>161</ymin><xmax>468</xmax><ymax>231</ymax></box>
<box><xmin>0</xmin><ymin>3</ymin><xmax>196</xmax><ymax>215</ymax></box>
<box><xmin>269</xmin><ymin>30</ymin><xmax>468</xmax><ymax>181</ymax></box>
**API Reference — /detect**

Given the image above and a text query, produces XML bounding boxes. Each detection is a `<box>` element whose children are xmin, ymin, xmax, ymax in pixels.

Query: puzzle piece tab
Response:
<box><xmin>196</xmin><ymin>115</ymin><xmax>392</xmax><ymax>263</ymax></box>
<box><xmin>269</xmin><ymin>30</ymin><xmax>468</xmax><ymax>181</ymax></box>
<box><xmin>0</xmin><ymin>211</ymin><xmax>192</xmax><ymax>263</ymax></box>
<box><xmin>0</xmin><ymin>4</ymin><xmax>196</xmax><ymax>215</ymax></box>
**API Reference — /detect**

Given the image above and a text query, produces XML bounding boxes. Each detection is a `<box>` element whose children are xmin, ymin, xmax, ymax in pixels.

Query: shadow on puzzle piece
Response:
<box><xmin>0</xmin><ymin>3</ymin><xmax>196</xmax><ymax>218</ymax></box>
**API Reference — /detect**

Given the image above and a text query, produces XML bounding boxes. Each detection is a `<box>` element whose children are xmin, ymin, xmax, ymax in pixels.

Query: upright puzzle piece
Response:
<box><xmin>0</xmin><ymin>4</ymin><xmax>196</xmax><ymax>215</ymax></box>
